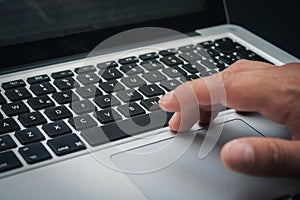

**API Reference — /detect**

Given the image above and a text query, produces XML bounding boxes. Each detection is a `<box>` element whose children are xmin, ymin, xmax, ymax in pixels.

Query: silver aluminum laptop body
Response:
<box><xmin>0</xmin><ymin>1</ymin><xmax>300</xmax><ymax>200</ymax></box>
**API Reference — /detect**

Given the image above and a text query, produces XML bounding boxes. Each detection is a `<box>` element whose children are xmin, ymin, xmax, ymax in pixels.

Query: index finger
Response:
<box><xmin>159</xmin><ymin>68</ymin><xmax>271</xmax><ymax>114</ymax></box>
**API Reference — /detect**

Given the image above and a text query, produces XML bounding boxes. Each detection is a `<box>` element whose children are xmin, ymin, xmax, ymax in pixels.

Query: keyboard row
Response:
<box><xmin>0</xmin><ymin>109</ymin><xmax>172</xmax><ymax>173</ymax></box>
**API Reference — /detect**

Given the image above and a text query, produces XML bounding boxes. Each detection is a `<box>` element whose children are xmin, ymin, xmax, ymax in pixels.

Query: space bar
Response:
<box><xmin>81</xmin><ymin>110</ymin><xmax>173</xmax><ymax>147</ymax></box>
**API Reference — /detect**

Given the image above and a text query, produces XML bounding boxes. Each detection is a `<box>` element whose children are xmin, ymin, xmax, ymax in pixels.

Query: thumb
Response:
<box><xmin>221</xmin><ymin>137</ymin><xmax>300</xmax><ymax>178</ymax></box>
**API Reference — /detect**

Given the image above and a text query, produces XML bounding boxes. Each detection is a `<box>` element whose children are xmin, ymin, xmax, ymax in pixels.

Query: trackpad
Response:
<box><xmin>111</xmin><ymin>120</ymin><xmax>297</xmax><ymax>199</ymax></box>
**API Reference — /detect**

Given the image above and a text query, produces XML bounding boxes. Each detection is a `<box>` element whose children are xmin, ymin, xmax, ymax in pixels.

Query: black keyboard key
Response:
<box><xmin>97</xmin><ymin>61</ymin><xmax>118</xmax><ymax>69</ymax></box>
<box><xmin>139</xmin><ymin>52</ymin><xmax>159</xmax><ymax>60</ymax></box>
<box><xmin>116</xmin><ymin>89</ymin><xmax>143</xmax><ymax>103</ymax></box>
<box><xmin>179</xmin><ymin>51</ymin><xmax>202</xmax><ymax>62</ymax></box>
<box><xmin>160</xmin><ymin>79</ymin><xmax>182</xmax><ymax>91</ymax></box>
<box><xmin>99</xmin><ymin>80</ymin><xmax>125</xmax><ymax>93</ymax></box>
<box><xmin>2</xmin><ymin>79</ymin><xmax>26</xmax><ymax>90</ymax></box>
<box><xmin>5</xmin><ymin>87</ymin><xmax>32</xmax><ymax>102</ymax></box>
<box><xmin>200</xmin><ymin>70</ymin><xmax>218</xmax><ymax>77</ymax></box>
<box><xmin>94</xmin><ymin>108</ymin><xmax>122</xmax><ymax>124</ymax></box>
<box><xmin>160</xmin><ymin>56</ymin><xmax>184</xmax><ymax>66</ymax></box>
<box><xmin>0</xmin><ymin>151</ymin><xmax>23</xmax><ymax>173</ymax></box>
<box><xmin>70</xmin><ymin>99</ymin><xmax>96</xmax><ymax>115</ymax></box>
<box><xmin>77</xmin><ymin>73</ymin><xmax>101</xmax><ymax>85</ymax></box>
<box><xmin>162</xmin><ymin>66</ymin><xmax>187</xmax><ymax>78</ymax></box>
<box><xmin>51</xmin><ymin>70</ymin><xmax>74</xmax><ymax>79</ymax></box>
<box><xmin>215</xmin><ymin>37</ymin><xmax>233</xmax><ymax>46</ymax></box>
<box><xmin>27</xmin><ymin>95</ymin><xmax>55</xmax><ymax>110</ymax></box>
<box><xmin>18</xmin><ymin>112</ymin><xmax>47</xmax><ymax>128</ymax></box>
<box><xmin>47</xmin><ymin>134</ymin><xmax>86</xmax><ymax>156</ymax></box>
<box><xmin>30</xmin><ymin>82</ymin><xmax>56</xmax><ymax>95</ymax></box>
<box><xmin>206</xmin><ymin>48</ymin><xmax>220</xmax><ymax>57</ymax></box>
<box><xmin>178</xmin><ymin>44</ymin><xmax>196</xmax><ymax>52</ymax></box>
<box><xmin>198</xmin><ymin>41</ymin><xmax>214</xmax><ymax>49</ymax></box>
<box><xmin>19</xmin><ymin>142</ymin><xmax>52</xmax><ymax>164</ymax></box>
<box><xmin>180</xmin><ymin>74</ymin><xmax>200</xmax><ymax>82</ymax></box>
<box><xmin>140</xmin><ymin>97</ymin><xmax>160</xmax><ymax>111</ymax></box>
<box><xmin>27</xmin><ymin>74</ymin><xmax>50</xmax><ymax>84</ymax></box>
<box><xmin>200</xmin><ymin>59</ymin><xmax>217</xmax><ymax>69</ymax></box>
<box><xmin>42</xmin><ymin>120</ymin><xmax>72</xmax><ymax>138</ymax></box>
<box><xmin>74</xmin><ymin>65</ymin><xmax>96</xmax><ymax>74</ymax></box>
<box><xmin>0</xmin><ymin>118</ymin><xmax>20</xmax><ymax>134</ymax></box>
<box><xmin>118</xmin><ymin>56</ymin><xmax>139</xmax><ymax>65</ymax></box>
<box><xmin>0</xmin><ymin>93</ymin><xmax>7</xmax><ymax>105</ymax></box>
<box><xmin>81</xmin><ymin>110</ymin><xmax>173</xmax><ymax>147</ymax></box>
<box><xmin>69</xmin><ymin>114</ymin><xmax>98</xmax><ymax>131</ymax></box>
<box><xmin>94</xmin><ymin>94</ymin><xmax>121</xmax><ymax>108</ymax></box>
<box><xmin>2</xmin><ymin>101</ymin><xmax>29</xmax><ymax>117</ymax></box>
<box><xmin>54</xmin><ymin>77</ymin><xmax>79</xmax><ymax>90</ymax></box>
<box><xmin>141</xmin><ymin>60</ymin><xmax>164</xmax><ymax>71</ymax></box>
<box><xmin>52</xmin><ymin>90</ymin><xmax>80</xmax><ymax>104</ymax></box>
<box><xmin>120</xmin><ymin>63</ymin><xmax>144</xmax><ymax>75</ymax></box>
<box><xmin>15</xmin><ymin>127</ymin><xmax>45</xmax><ymax>145</ymax></box>
<box><xmin>76</xmin><ymin>85</ymin><xmax>102</xmax><ymax>99</ymax></box>
<box><xmin>139</xmin><ymin>84</ymin><xmax>165</xmax><ymax>97</ymax></box>
<box><xmin>196</xmin><ymin>48</ymin><xmax>210</xmax><ymax>58</ymax></box>
<box><xmin>215</xmin><ymin>42</ymin><xmax>243</xmax><ymax>54</ymax></box>
<box><xmin>99</xmin><ymin>68</ymin><xmax>123</xmax><ymax>81</ymax></box>
<box><xmin>217</xmin><ymin>56</ymin><xmax>236</xmax><ymax>65</ymax></box>
<box><xmin>118</xmin><ymin>103</ymin><xmax>146</xmax><ymax>117</ymax></box>
<box><xmin>182</xmin><ymin>63</ymin><xmax>200</xmax><ymax>74</ymax></box>
<box><xmin>121</xmin><ymin>75</ymin><xmax>146</xmax><ymax>88</ymax></box>
<box><xmin>234</xmin><ymin>50</ymin><xmax>269</xmax><ymax>63</ymax></box>
<box><xmin>159</xmin><ymin>48</ymin><xmax>177</xmax><ymax>56</ymax></box>
<box><xmin>0</xmin><ymin>112</ymin><xmax>2</xmax><ymax>120</ymax></box>
<box><xmin>44</xmin><ymin>106</ymin><xmax>73</xmax><ymax>121</ymax></box>
<box><xmin>142</xmin><ymin>71</ymin><xmax>167</xmax><ymax>83</ymax></box>
<box><xmin>0</xmin><ymin>135</ymin><xmax>17</xmax><ymax>152</ymax></box>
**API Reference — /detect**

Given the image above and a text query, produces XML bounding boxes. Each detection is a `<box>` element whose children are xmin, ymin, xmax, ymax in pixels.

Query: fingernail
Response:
<box><xmin>159</xmin><ymin>92</ymin><xmax>174</xmax><ymax>106</ymax></box>
<box><xmin>224</xmin><ymin>141</ymin><xmax>254</xmax><ymax>171</ymax></box>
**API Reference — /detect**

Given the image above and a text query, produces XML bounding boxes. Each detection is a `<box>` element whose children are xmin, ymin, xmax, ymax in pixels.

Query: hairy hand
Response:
<box><xmin>159</xmin><ymin>60</ymin><xmax>300</xmax><ymax>177</ymax></box>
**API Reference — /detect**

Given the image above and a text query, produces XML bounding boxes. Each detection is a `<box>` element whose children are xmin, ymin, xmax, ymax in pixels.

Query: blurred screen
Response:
<box><xmin>0</xmin><ymin>0</ymin><xmax>206</xmax><ymax>47</ymax></box>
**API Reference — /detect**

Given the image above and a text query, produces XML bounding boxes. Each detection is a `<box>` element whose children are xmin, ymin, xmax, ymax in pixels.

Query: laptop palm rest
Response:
<box><xmin>111</xmin><ymin>119</ymin><xmax>299</xmax><ymax>199</ymax></box>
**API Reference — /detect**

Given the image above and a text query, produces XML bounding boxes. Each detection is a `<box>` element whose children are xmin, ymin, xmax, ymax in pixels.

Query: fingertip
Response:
<box><xmin>159</xmin><ymin>91</ymin><xmax>175</xmax><ymax>110</ymax></box>
<box><xmin>221</xmin><ymin>140</ymin><xmax>255</xmax><ymax>172</ymax></box>
<box><xmin>168</xmin><ymin>112</ymin><xmax>179</xmax><ymax>132</ymax></box>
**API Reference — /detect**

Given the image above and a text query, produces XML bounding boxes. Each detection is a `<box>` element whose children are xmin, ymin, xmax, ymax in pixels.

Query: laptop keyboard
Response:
<box><xmin>0</xmin><ymin>37</ymin><xmax>269</xmax><ymax>174</ymax></box>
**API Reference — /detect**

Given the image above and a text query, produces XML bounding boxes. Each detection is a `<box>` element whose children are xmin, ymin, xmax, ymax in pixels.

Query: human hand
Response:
<box><xmin>159</xmin><ymin>60</ymin><xmax>300</xmax><ymax>177</ymax></box>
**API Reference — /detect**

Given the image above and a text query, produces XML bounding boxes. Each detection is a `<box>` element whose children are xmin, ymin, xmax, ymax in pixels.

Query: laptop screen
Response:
<box><xmin>0</xmin><ymin>0</ymin><xmax>226</xmax><ymax>72</ymax></box>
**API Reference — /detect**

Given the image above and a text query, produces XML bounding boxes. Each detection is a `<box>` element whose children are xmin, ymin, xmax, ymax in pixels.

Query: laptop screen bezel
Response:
<box><xmin>0</xmin><ymin>0</ymin><xmax>226</xmax><ymax>73</ymax></box>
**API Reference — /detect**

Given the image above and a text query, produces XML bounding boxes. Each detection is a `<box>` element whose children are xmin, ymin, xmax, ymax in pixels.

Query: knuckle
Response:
<box><xmin>230</xmin><ymin>59</ymin><xmax>250</xmax><ymax>70</ymax></box>
<box><xmin>266</xmin><ymin>139</ymin><xmax>288</xmax><ymax>169</ymax></box>
<box><xmin>234</xmin><ymin>59</ymin><xmax>250</xmax><ymax>66</ymax></box>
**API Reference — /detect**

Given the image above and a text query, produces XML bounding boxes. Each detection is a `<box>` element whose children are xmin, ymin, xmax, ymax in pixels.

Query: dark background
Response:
<box><xmin>227</xmin><ymin>0</ymin><xmax>300</xmax><ymax>59</ymax></box>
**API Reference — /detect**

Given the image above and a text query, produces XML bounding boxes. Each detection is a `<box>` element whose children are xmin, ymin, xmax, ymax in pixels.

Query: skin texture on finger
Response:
<box><xmin>168</xmin><ymin>111</ymin><xmax>199</xmax><ymax>132</ymax></box>
<box><xmin>159</xmin><ymin>60</ymin><xmax>274</xmax><ymax>112</ymax></box>
<box><xmin>221</xmin><ymin>137</ymin><xmax>300</xmax><ymax>177</ymax></box>
<box><xmin>160</xmin><ymin>61</ymin><xmax>300</xmax><ymax>136</ymax></box>
<box><xmin>228</xmin><ymin>60</ymin><xmax>275</xmax><ymax>73</ymax></box>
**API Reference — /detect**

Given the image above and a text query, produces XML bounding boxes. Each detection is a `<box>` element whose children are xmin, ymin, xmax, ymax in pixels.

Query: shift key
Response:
<box><xmin>47</xmin><ymin>134</ymin><xmax>86</xmax><ymax>156</ymax></box>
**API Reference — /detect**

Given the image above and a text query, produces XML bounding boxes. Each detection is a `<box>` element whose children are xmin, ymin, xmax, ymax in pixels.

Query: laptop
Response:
<box><xmin>0</xmin><ymin>0</ymin><xmax>299</xmax><ymax>199</ymax></box>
